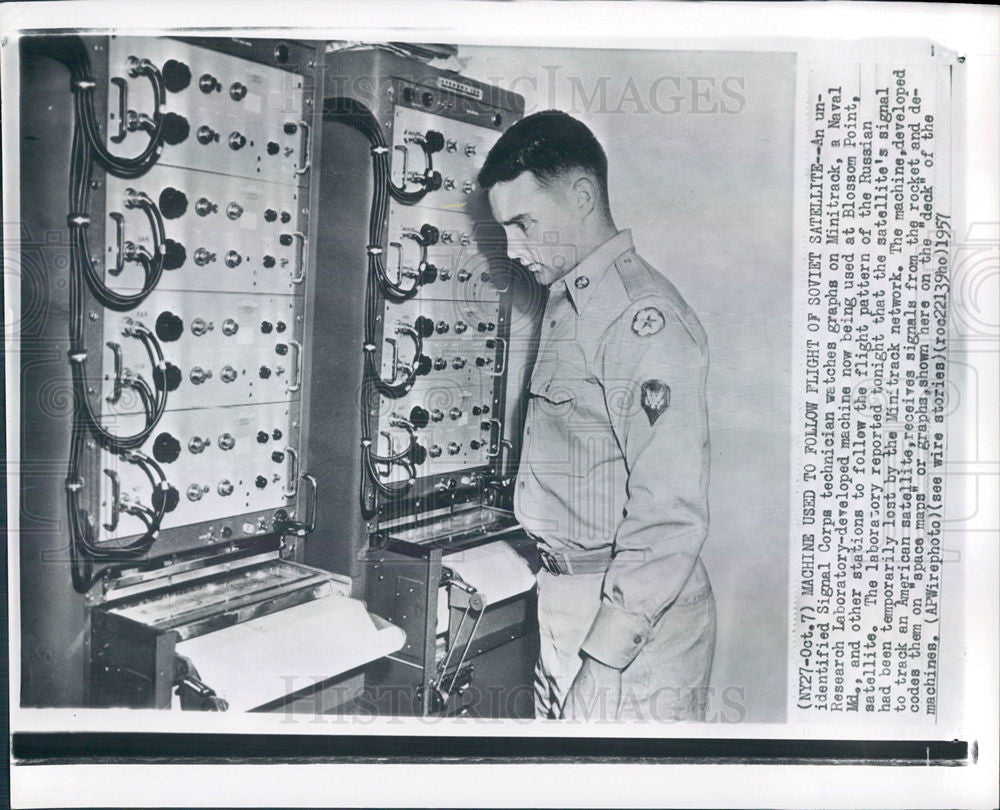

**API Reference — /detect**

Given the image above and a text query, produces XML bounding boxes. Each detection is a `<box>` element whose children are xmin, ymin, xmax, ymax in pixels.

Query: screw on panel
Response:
<box><xmin>88</xmin><ymin>311</ymin><xmax>99</xmax><ymax>321</ymax></box>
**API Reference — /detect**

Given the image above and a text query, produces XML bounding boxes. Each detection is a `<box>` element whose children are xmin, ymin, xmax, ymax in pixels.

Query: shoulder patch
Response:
<box><xmin>640</xmin><ymin>380</ymin><xmax>670</xmax><ymax>424</ymax></box>
<box><xmin>631</xmin><ymin>306</ymin><xmax>665</xmax><ymax>337</ymax></box>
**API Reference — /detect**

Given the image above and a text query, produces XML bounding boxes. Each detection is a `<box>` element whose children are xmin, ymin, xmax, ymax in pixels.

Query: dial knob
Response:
<box><xmin>258</xmin><ymin>366</ymin><xmax>271</xmax><ymax>379</ymax></box>
<box><xmin>262</xmin><ymin>255</ymin><xmax>276</xmax><ymax>269</ymax></box>
<box><xmin>221</xmin><ymin>318</ymin><xmax>239</xmax><ymax>336</ymax></box>
<box><xmin>225</xmin><ymin>250</ymin><xmax>242</xmax><ymax>268</ymax></box>
<box><xmin>229</xmin><ymin>81</ymin><xmax>248</xmax><ymax>101</ymax></box>
<box><xmin>197</xmin><ymin>125</ymin><xmax>217</xmax><ymax>145</ymax></box>
<box><xmin>189</xmin><ymin>366</ymin><xmax>211</xmax><ymax>385</ymax></box>
<box><xmin>153</xmin><ymin>361</ymin><xmax>181</xmax><ymax>392</ymax></box>
<box><xmin>409</xmin><ymin>405</ymin><xmax>430</xmax><ymax>429</ymax></box>
<box><xmin>161</xmin><ymin>59</ymin><xmax>192</xmax><ymax>93</ymax></box>
<box><xmin>220</xmin><ymin>365</ymin><xmax>238</xmax><ymax>383</ymax></box>
<box><xmin>260</xmin><ymin>321</ymin><xmax>273</xmax><ymax>334</ymax></box>
<box><xmin>257</xmin><ymin>431</ymin><xmax>269</xmax><ymax>444</ymax></box>
<box><xmin>447</xmin><ymin>442</ymin><xmax>461</xmax><ymax>455</ymax></box>
<box><xmin>218</xmin><ymin>479</ymin><xmax>234</xmax><ymax>496</ymax></box>
<box><xmin>420</xmin><ymin>263</ymin><xmax>438</xmax><ymax>284</ymax></box>
<box><xmin>424</xmin><ymin>130</ymin><xmax>445</xmax><ymax>153</ymax></box>
<box><xmin>419</xmin><ymin>223</ymin><xmax>440</xmax><ymax>246</ymax></box>
<box><xmin>162</xmin><ymin>112</ymin><xmax>190</xmax><ymax>145</ymax></box>
<box><xmin>228</xmin><ymin>131</ymin><xmax>247</xmax><ymax>150</ymax></box>
<box><xmin>415</xmin><ymin>355</ymin><xmax>432</xmax><ymax>376</ymax></box>
<box><xmin>218</xmin><ymin>433</ymin><xmax>236</xmax><ymax>450</ymax></box>
<box><xmin>226</xmin><ymin>202</ymin><xmax>244</xmax><ymax>220</ymax></box>
<box><xmin>151</xmin><ymin>484</ymin><xmax>179</xmax><ymax>513</ymax></box>
<box><xmin>264</xmin><ymin>208</ymin><xmax>278</xmax><ymax>222</ymax></box>
<box><xmin>152</xmin><ymin>432</ymin><xmax>181</xmax><ymax>464</ymax></box>
<box><xmin>158</xmin><ymin>187</ymin><xmax>188</xmax><ymax>219</ymax></box>
<box><xmin>271</xmin><ymin>450</ymin><xmax>285</xmax><ymax>463</ymax></box>
<box><xmin>414</xmin><ymin>316</ymin><xmax>435</xmax><ymax>338</ymax></box>
<box><xmin>255</xmin><ymin>475</ymin><xmax>267</xmax><ymax>489</ymax></box>
<box><xmin>266</xmin><ymin>141</ymin><xmax>280</xmax><ymax>155</ymax></box>
<box><xmin>429</xmin><ymin>444</ymin><xmax>442</xmax><ymax>458</ymax></box>
<box><xmin>433</xmin><ymin>357</ymin><xmax>447</xmax><ymax>371</ymax></box>
<box><xmin>431</xmin><ymin>408</ymin><xmax>444</xmax><ymax>422</ymax></box>
<box><xmin>162</xmin><ymin>238</ymin><xmax>186</xmax><ymax>270</ymax></box>
<box><xmin>154</xmin><ymin>311</ymin><xmax>183</xmax><ymax>342</ymax></box>
<box><xmin>410</xmin><ymin>444</ymin><xmax>427</xmax><ymax>465</ymax></box>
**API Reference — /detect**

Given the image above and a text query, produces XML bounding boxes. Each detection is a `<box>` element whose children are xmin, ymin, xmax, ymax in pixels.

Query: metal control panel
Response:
<box><xmin>77</xmin><ymin>36</ymin><xmax>319</xmax><ymax>560</ymax></box>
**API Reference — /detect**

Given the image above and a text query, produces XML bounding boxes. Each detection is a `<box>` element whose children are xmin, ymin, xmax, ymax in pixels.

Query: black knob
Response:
<box><xmin>419</xmin><ymin>224</ymin><xmax>439</xmax><ymax>246</ymax></box>
<box><xmin>477</xmin><ymin>322</ymin><xmax>488</xmax><ymax>333</ymax></box>
<box><xmin>151</xmin><ymin>484</ymin><xmax>180</xmax><ymax>513</ymax></box>
<box><xmin>271</xmin><ymin>451</ymin><xmax>285</xmax><ymax>463</ymax></box>
<box><xmin>255</xmin><ymin>475</ymin><xmax>267</xmax><ymax>489</ymax></box>
<box><xmin>492</xmin><ymin>112</ymin><xmax>503</xmax><ymax>127</ymax></box>
<box><xmin>415</xmin><ymin>355</ymin><xmax>432</xmax><ymax>376</ymax></box>
<box><xmin>154</xmin><ymin>311</ymin><xmax>183</xmax><ymax>342</ymax></box>
<box><xmin>266</xmin><ymin>141</ymin><xmax>280</xmax><ymax>155</ymax></box>
<box><xmin>279</xmin><ymin>233</ymin><xmax>293</xmax><ymax>247</ymax></box>
<box><xmin>424</xmin><ymin>171</ymin><xmax>442</xmax><ymax>192</ymax></box>
<box><xmin>257</xmin><ymin>430</ymin><xmax>269</xmax><ymax>444</ymax></box>
<box><xmin>258</xmin><ymin>366</ymin><xmax>271</xmax><ymax>379</ymax></box>
<box><xmin>153</xmin><ymin>361</ymin><xmax>182</xmax><ymax>392</ymax></box>
<box><xmin>283</xmin><ymin>122</ymin><xmax>298</xmax><ymax>135</ymax></box>
<box><xmin>421</xmin><ymin>91</ymin><xmax>434</xmax><ymax>107</ymax></box>
<box><xmin>162</xmin><ymin>238</ymin><xmax>186</xmax><ymax>270</ymax></box>
<box><xmin>260</xmin><ymin>321</ymin><xmax>273</xmax><ymax>334</ymax></box>
<box><xmin>409</xmin><ymin>406</ymin><xmax>430</xmax><ymax>429</ymax></box>
<box><xmin>434</xmin><ymin>357</ymin><xmax>447</xmax><ymax>371</ymax></box>
<box><xmin>420</xmin><ymin>263</ymin><xmax>438</xmax><ymax>285</ymax></box>
<box><xmin>424</xmin><ymin>130</ymin><xmax>444</xmax><ymax>153</ymax></box>
<box><xmin>228</xmin><ymin>131</ymin><xmax>247</xmax><ymax>150</ymax></box>
<box><xmin>161</xmin><ymin>59</ymin><xmax>191</xmax><ymax>93</ymax></box>
<box><xmin>229</xmin><ymin>81</ymin><xmax>248</xmax><ymax>101</ymax></box>
<box><xmin>280</xmin><ymin>211</ymin><xmax>291</xmax><ymax>224</ymax></box>
<box><xmin>264</xmin><ymin>209</ymin><xmax>278</xmax><ymax>222</ymax></box>
<box><xmin>262</xmin><ymin>255</ymin><xmax>276</xmax><ymax>268</ymax></box>
<box><xmin>481</xmin><ymin>421</ymin><xmax>491</xmax><ymax>431</ymax></box>
<box><xmin>475</xmin><ymin>357</ymin><xmax>486</xmax><ymax>367</ymax></box>
<box><xmin>197</xmin><ymin>125</ymin><xmax>216</xmax><ymax>145</ymax></box>
<box><xmin>403</xmin><ymin>87</ymin><xmax>414</xmax><ymax>104</ymax></box>
<box><xmin>414</xmin><ymin>316</ymin><xmax>435</xmax><ymax>338</ymax></box>
<box><xmin>411</xmin><ymin>443</ymin><xmax>428</xmax><ymax>466</ymax></box>
<box><xmin>470</xmin><ymin>440</ymin><xmax>482</xmax><ymax>450</ymax></box>
<box><xmin>472</xmin><ymin>406</ymin><xmax>482</xmax><ymax>416</ymax></box>
<box><xmin>275</xmin><ymin>343</ymin><xmax>288</xmax><ymax>356</ymax></box>
<box><xmin>276</xmin><ymin>321</ymin><xmax>287</xmax><ymax>333</ymax></box>
<box><xmin>161</xmin><ymin>112</ymin><xmax>190</xmax><ymax>145</ymax></box>
<box><xmin>272</xmin><ymin>428</ymin><xmax>283</xmax><ymax>440</ymax></box>
<box><xmin>158</xmin><ymin>187</ymin><xmax>188</xmax><ymax>219</ymax></box>
<box><xmin>152</xmin><ymin>432</ymin><xmax>181</xmax><ymax>464</ymax></box>
<box><xmin>486</xmin><ymin>339</ymin><xmax>496</xmax><ymax>349</ymax></box>
<box><xmin>199</xmin><ymin>73</ymin><xmax>220</xmax><ymax>93</ymax></box>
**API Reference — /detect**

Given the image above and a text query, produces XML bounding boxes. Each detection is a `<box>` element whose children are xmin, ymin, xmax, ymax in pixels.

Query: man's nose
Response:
<box><xmin>504</xmin><ymin>231</ymin><xmax>532</xmax><ymax>266</ymax></box>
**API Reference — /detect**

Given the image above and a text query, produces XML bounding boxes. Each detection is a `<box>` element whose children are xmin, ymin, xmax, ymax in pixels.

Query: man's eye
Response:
<box><xmin>516</xmin><ymin>222</ymin><xmax>529</xmax><ymax>234</ymax></box>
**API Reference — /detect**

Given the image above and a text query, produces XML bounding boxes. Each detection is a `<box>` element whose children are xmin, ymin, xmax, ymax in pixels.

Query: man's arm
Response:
<box><xmin>579</xmin><ymin>296</ymin><xmax>710</xmax><ymax>670</ymax></box>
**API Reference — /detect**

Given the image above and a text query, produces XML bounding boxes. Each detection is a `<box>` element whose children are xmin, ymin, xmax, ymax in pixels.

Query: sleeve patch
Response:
<box><xmin>640</xmin><ymin>380</ymin><xmax>670</xmax><ymax>425</ymax></box>
<box><xmin>631</xmin><ymin>306</ymin><xmax>665</xmax><ymax>337</ymax></box>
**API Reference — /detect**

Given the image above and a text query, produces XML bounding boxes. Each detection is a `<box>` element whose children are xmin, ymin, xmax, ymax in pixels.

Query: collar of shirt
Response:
<box><xmin>560</xmin><ymin>229</ymin><xmax>635</xmax><ymax>314</ymax></box>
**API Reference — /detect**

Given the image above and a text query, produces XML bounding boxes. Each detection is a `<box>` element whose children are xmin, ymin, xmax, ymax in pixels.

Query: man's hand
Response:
<box><xmin>562</xmin><ymin>655</ymin><xmax>622</xmax><ymax>720</ymax></box>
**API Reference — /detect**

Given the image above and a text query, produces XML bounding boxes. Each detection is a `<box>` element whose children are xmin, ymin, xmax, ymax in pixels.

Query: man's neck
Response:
<box><xmin>550</xmin><ymin>219</ymin><xmax>619</xmax><ymax>285</ymax></box>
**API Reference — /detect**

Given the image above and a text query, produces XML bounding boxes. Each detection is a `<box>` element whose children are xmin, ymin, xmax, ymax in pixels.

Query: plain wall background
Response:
<box><xmin>460</xmin><ymin>46</ymin><xmax>795</xmax><ymax>722</ymax></box>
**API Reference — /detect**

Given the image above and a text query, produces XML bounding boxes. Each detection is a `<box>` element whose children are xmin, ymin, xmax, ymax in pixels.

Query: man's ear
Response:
<box><xmin>572</xmin><ymin>174</ymin><xmax>599</xmax><ymax>220</ymax></box>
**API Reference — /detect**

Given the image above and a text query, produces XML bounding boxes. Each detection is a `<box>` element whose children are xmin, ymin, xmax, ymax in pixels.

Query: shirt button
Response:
<box><xmin>633</xmin><ymin>635</ymin><xmax>643</xmax><ymax>645</ymax></box>
<box><xmin>519</xmin><ymin>481</ymin><xmax>525</xmax><ymax>489</ymax></box>
<box><xmin>549</xmin><ymin>320</ymin><xmax>557</xmax><ymax>328</ymax></box>
<box><xmin>525</xmin><ymin>427</ymin><xmax>530</xmax><ymax>435</ymax></box>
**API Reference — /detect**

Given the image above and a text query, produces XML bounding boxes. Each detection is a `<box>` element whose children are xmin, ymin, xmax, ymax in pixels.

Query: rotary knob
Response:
<box><xmin>158</xmin><ymin>187</ymin><xmax>188</xmax><ymax>219</ymax></box>
<box><xmin>162</xmin><ymin>238</ymin><xmax>186</xmax><ymax>270</ymax></box>
<box><xmin>162</xmin><ymin>112</ymin><xmax>190</xmax><ymax>145</ymax></box>
<box><xmin>229</xmin><ymin>81</ymin><xmax>248</xmax><ymax>101</ymax></box>
<box><xmin>161</xmin><ymin>59</ymin><xmax>192</xmax><ymax>93</ymax></box>
<box><xmin>409</xmin><ymin>406</ymin><xmax>430</xmax><ymax>429</ymax></box>
<box><xmin>154</xmin><ymin>311</ymin><xmax>183</xmax><ymax>342</ymax></box>
<box><xmin>228</xmin><ymin>131</ymin><xmax>247</xmax><ymax>150</ymax></box>
<box><xmin>152</xmin><ymin>432</ymin><xmax>181</xmax><ymax>464</ymax></box>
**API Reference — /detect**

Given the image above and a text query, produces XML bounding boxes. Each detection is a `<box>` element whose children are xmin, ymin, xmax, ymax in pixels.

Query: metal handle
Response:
<box><xmin>384</xmin><ymin>337</ymin><xmax>399</xmax><ymax>383</ymax></box>
<box><xmin>282</xmin><ymin>447</ymin><xmax>299</xmax><ymax>498</ymax></box>
<box><xmin>285</xmin><ymin>473</ymin><xmax>317</xmax><ymax>537</ymax></box>
<box><xmin>102</xmin><ymin>468</ymin><xmax>120</xmax><ymax>531</ymax></box>
<box><xmin>388</xmin><ymin>242</ymin><xmax>404</xmax><ymax>286</ymax></box>
<box><xmin>486</xmin><ymin>418</ymin><xmax>503</xmax><ymax>458</ymax></box>
<box><xmin>105</xmin><ymin>341</ymin><xmax>123</xmax><ymax>404</ymax></box>
<box><xmin>393</xmin><ymin>144</ymin><xmax>408</xmax><ymax>187</ymax></box>
<box><xmin>109</xmin><ymin>212</ymin><xmax>127</xmax><ymax>276</ymax></box>
<box><xmin>490</xmin><ymin>336</ymin><xmax>507</xmax><ymax>376</ymax></box>
<box><xmin>110</xmin><ymin>77</ymin><xmax>128</xmax><ymax>143</ymax></box>
<box><xmin>286</xmin><ymin>339</ymin><xmax>303</xmax><ymax>393</ymax></box>
<box><xmin>291</xmin><ymin>231</ymin><xmax>307</xmax><ymax>285</ymax></box>
<box><xmin>293</xmin><ymin>120</ymin><xmax>311</xmax><ymax>176</ymax></box>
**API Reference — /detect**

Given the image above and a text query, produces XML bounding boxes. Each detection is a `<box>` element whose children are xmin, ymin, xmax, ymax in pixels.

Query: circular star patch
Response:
<box><xmin>631</xmin><ymin>306</ymin><xmax>665</xmax><ymax>337</ymax></box>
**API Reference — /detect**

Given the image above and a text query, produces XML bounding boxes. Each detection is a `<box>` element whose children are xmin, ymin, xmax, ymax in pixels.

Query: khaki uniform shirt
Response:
<box><xmin>514</xmin><ymin>229</ymin><xmax>711</xmax><ymax>669</ymax></box>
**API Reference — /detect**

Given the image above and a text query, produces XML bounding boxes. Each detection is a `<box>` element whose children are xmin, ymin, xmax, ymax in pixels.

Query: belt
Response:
<box><xmin>537</xmin><ymin>545</ymin><xmax>612</xmax><ymax>576</ymax></box>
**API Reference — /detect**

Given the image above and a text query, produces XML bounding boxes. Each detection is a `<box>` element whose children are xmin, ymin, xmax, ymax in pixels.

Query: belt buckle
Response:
<box><xmin>538</xmin><ymin>548</ymin><xmax>561</xmax><ymax>576</ymax></box>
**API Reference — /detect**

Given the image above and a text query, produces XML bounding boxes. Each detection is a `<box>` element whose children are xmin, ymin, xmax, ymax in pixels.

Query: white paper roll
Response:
<box><xmin>444</xmin><ymin>540</ymin><xmax>535</xmax><ymax>605</ymax></box>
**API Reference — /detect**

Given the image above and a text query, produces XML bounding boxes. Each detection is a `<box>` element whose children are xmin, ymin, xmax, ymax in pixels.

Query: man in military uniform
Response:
<box><xmin>478</xmin><ymin>110</ymin><xmax>715</xmax><ymax>721</ymax></box>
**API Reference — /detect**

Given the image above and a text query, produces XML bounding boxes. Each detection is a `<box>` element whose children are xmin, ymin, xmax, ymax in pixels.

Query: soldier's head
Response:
<box><xmin>479</xmin><ymin>110</ymin><xmax>614</xmax><ymax>287</ymax></box>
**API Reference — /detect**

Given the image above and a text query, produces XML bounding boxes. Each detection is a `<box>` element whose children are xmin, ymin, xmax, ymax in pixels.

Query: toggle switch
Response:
<box><xmin>199</xmin><ymin>73</ymin><xmax>221</xmax><ymax>93</ymax></box>
<box><xmin>189</xmin><ymin>366</ymin><xmax>212</xmax><ymax>385</ymax></box>
<box><xmin>195</xmin><ymin>197</ymin><xmax>218</xmax><ymax>216</ymax></box>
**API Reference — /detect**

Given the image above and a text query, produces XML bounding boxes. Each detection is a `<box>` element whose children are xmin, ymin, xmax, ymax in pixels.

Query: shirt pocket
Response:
<box><xmin>528</xmin><ymin>360</ymin><xmax>578</xmax><ymax>415</ymax></box>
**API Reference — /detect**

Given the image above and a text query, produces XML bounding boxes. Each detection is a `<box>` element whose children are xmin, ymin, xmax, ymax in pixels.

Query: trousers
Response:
<box><xmin>534</xmin><ymin>567</ymin><xmax>716</xmax><ymax>721</ymax></box>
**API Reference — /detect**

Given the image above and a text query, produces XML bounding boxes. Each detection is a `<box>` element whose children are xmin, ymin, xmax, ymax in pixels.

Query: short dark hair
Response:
<box><xmin>477</xmin><ymin>110</ymin><xmax>609</xmax><ymax>200</ymax></box>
